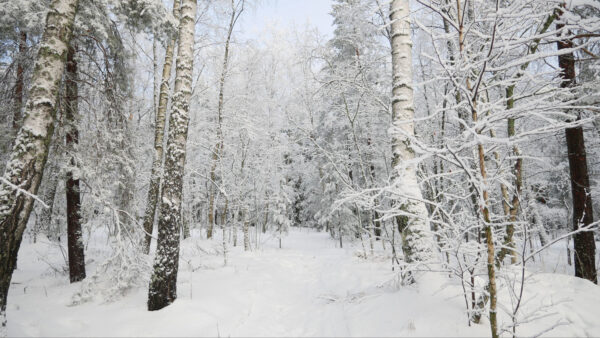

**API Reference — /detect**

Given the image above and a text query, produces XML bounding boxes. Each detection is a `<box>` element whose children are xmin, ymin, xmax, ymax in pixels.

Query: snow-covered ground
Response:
<box><xmin>6</xmin><ymin>228</ymin><xmax>600</xmax><ymax>337</ymax></box>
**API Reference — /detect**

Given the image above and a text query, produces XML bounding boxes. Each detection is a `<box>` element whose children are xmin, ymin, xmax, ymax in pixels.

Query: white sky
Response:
<box><xmin>239</xmin><ymin>0</ymin><xmax>335</xmax><ymax>39</ymax></box>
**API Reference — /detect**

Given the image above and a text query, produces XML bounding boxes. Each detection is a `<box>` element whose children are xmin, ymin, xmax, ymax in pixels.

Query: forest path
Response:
<box><xmin>8</xmin><ymin>230</ymin><xmax>600</xmax><ymax>337</ymax></box>
<box><xmin>175</xmin><ymin>229</ymin><xmax>396</xmax><ymax>337</ymax></box>
<box><xmin>8</xmin><ymin>229</ymin><xmax>481</xmax><ymax>337</ymax></box>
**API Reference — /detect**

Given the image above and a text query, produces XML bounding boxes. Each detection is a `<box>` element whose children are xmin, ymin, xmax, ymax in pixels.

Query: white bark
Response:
<box><xmin>148</xmin><ymin>0</ymin><xmax>196</xmax><ymax>311</ymax></box>
<box><xmin>142</xmin><ymin>0</ymin><xmax>181</xmax><ymax>254</ymax></box>
<box><xmin>389</xmin><ymin>0</ymin><xmax>434</xmax><ymax>264</ymax></box>
<box><xmin>0</xmin><ymin>0</ymin><xmax>79</xmax><ymax>333</ymax></box>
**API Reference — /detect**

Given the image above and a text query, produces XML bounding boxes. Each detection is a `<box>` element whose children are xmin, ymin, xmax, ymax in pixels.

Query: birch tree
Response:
<box><xmin>12</xmin><ymin>32</ymin><xmax>26</xmax><ymax>132</ymax></box>
<box><xmin>142</xmin><ymin>0</ymin><xmax>181</xmax><ymax>254</ymax></box>
<box><xmin>147</xmin><ymin>0</ymin><xmax>196</xmax><ymax>311</ymax></box>
<box><xmin>389</xmin><ymin>0</ymin><xmax>434</xmax><ymax>265</ymax></box>
<box><xmin>0</xmin><ymin>0</ymin><xmax>79</xmax><ymax>333</ymax></box>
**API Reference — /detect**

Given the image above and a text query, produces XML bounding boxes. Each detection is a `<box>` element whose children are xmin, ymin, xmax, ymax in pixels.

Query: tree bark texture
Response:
<box><xmin>142</xmin><ymin>0</ymin><xmax>181</xmax><ymax>254</ymax></box>
<box><xmin>65</xmin><ymin>44</ymin><xmax>86</xmax><ymax>283</ymax></box>
<box><xmin>0</xmin><ymin>0</ymin><xmax>79</xmax><ymax>333</ymax></box>
<box><xmin>148</xmin><ymin>0</ymin><xmax>196</xmax><ymax>311</ymax></box>
<box><xmin>565</xmin><ymin>126</ymin><xmax>597</xmax><ymax>283</ymax></box>
<box><xmin>13</xmin><ymin>32</ymin><xmax>27</xmax><ymax>132</ymax></box>
<box><xmin>556</xmin><ymin>9</ymin><xmax>597</xmax><ymax>284</ymax></box>
<box><xmin>389</xmin><ymin>0</ymin><xmax>434</xmax><ymax>264</ymax></box>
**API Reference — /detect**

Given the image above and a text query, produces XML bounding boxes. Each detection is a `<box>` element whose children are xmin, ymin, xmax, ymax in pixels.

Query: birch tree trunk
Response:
<box><xmin>142</xmin><ymin>0</ymin><xmax>181</xmax><ymax>254</ymax></box>
<box><xmin>65</xmin><ymin>44</ymin><xmax>86</xmax><ymax>283</ymax></box>
<box><xmin>13</xmin><ymin>32</ymin><xmax>27</xmax><ymax>132</ymax></box>
<box><xmin>0</xmin><ymin>0</ymin><xmax>79</xmax><ymax>333</ymax></box>
<box><xmin>147</xmin><ymin>0</ymin><xmax>196</xmax><ymax>311</ymax></box>
<box><xmin>389</xmin><ymin>0</ymin><xmax>434</xmax><ymax>264</ymax></box>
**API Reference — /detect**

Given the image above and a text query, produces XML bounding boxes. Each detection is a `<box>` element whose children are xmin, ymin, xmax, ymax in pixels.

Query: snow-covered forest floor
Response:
<box><xmin>6</xmin><ymin>228</ymin><xmax>600</xmax><ymax>337</ymax></box>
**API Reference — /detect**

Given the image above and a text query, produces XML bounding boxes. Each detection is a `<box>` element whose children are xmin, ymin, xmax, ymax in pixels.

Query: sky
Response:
<box><xmin>239</xmin><ymin>0</ymin><xmax>335</xmax><ymax>39</ymax></box>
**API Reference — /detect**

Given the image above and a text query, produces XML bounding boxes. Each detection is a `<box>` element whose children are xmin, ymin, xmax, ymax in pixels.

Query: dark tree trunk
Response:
<box><xmin>373</xmin><ymin>211</ymin><xmax>382</xmax><ymax>240</ymax></box>
<box><xmin>13</xmin><ymin>31</ymin><xmax>27</xmax><ymax>131</ymax></box>
<box><xmin>557</xmin><ymin>12</ymin><xmax>597</xmax><ymax>284</ymax></box>
<box><xmin>65</xmin><ymin>44</ymin><xmax>86</xmax><ymax>283</ymax></box>
<box><xmin>565</xmin><ymin>126</ymin><xmax>597</xmax><ymax>283</ymax></box>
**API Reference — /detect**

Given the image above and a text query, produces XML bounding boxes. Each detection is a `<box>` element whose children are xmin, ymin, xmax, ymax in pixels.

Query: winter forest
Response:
<box><xmin>1</xmin><ymin>0</ymin><xmax>600</xmax><ymax>336</ymax></box>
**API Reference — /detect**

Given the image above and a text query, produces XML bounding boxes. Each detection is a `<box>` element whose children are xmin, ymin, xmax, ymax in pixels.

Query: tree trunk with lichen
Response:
<box><xmin>147</xmin><ymin>0</ymin><xmax>196</xmax><ymax>311</ymax></box>
<box><xmin>0</xmin><ymin>0</ymin><xmax>79</xmax><ymax>334</ymax></box>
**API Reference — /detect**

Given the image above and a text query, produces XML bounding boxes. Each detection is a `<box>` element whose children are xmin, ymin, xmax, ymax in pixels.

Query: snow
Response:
<box><xmin>6</xmin><ymin>229</ymin><xmax>600</xmax><ymax>337</ymax></box>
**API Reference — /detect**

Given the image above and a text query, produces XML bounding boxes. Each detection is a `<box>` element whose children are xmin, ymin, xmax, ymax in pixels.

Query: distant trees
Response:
<box><xmin>0</xmin><ymin>0</ymin><xmax>599</xmax><ymax>335</ymax></box>
<box><xmin>305</xmin><ymin>0</ymin><xmax>392</xmax><ymax>249</ymax></box>
<box><xmin>291</xmin><ymin>0</ymin><xmax>599</xmax><ymax>335</ymax></box>
<box><xmin>402</xmin><ymin>0</ymin><xmax>600</xmax><ymax>334</ymax></box>
<box><xmin>206</xmin><ymin>0</ymin><xmax>245</xmax><ymax>240</ymax></box>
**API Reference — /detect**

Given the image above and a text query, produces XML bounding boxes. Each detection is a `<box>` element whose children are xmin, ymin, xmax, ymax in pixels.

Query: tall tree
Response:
<box><xmin>207</xmin><ymin>0</ymin><xmax>244</xmax><ymax>239</ymax></box>
<box><xmin>0</xmin><ymin>0</ymin><xmax>79</xmax><ymax>333</ymax></box>
<box><xmin>556</xmin><ymin>6</ymin><xmax>597</xmax><ymax>284</ymax></box>
<box><xmin>389</xmin><ymin>0</ymin><xmax>434</xmax><ymax>264</ymax></box>
<box><xmin>142</xmin><ymin>0</ymin><xmax>181</xmax><ymax>254</ymax></box>
<box><xmin>147</xmin><ymin>0</ymin><xmax>196</xmax><ymax>311</ymax></box>
<box><xmin>65</xmin><ymin>44</ymin><xmax>86</xmax><ymax>283</ymax></box>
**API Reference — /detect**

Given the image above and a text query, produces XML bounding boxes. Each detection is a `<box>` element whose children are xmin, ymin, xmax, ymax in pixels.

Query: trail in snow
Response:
<box><xmin>6</xmin><ymin>228</ymin><xmax>600</xmax><ymax>337</ymax></box>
